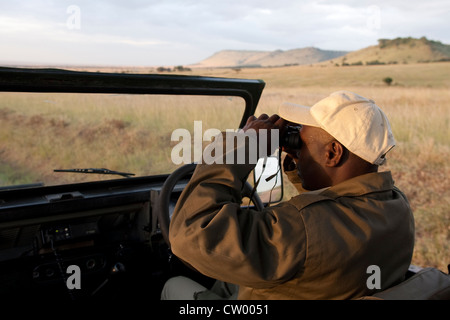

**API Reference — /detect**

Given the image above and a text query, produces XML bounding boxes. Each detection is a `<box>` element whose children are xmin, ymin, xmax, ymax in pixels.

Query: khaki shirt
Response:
<box><xmin>169</xmin><ymin>136</ymin><xmax>415</xmax><ymax>300</ymax></box>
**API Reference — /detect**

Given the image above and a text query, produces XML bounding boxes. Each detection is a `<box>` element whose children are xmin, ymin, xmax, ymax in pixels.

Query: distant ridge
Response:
<box><xmin>190</xmin><ymin>37</ymin><xmax>450</xmax><ymax>69</ymax></box>
<box><xmin>326</xmin><ymin>37</ymin><xmax>450</xmax><ymax>66</ymax></box>
<box><xmin>190</xmin><ymin>47</ymin><xmax>349</xmax><ymax>68</ymax></box>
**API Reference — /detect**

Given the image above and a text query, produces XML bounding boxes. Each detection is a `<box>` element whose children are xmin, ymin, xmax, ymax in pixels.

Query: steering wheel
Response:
<box><xmin>156</xmin><ymin>163</ymin><xmax>264</xmax><ymax>247</ymax></box>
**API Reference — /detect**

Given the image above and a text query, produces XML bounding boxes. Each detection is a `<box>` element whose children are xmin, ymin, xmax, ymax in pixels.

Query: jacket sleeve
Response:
<box><xmin>169</xmin><ymin>132</ymin><xmax>307</xmax><ymax>288</ymax></box>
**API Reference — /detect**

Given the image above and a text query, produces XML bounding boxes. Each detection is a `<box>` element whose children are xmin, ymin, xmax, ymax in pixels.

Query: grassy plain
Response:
<box><xmin>1</xmin><ymin>62</ymin><xmax>449</xmax><ymax>272</ymax></box>
<box><xmin>210</xmin><ymin>63</ymin><xmax>450</xmax><ymax>272</ymax></box>
<box><xmin>0</xmin><ymin>93</ymin><xmax>244</xmax><ymax>184</ymax></box>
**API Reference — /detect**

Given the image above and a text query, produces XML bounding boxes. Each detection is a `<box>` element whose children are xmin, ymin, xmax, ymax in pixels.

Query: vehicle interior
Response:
<box><xmin>0</xmin><ymin>67</ymin><xmax>282</xmax><ymax>302</ymax></box>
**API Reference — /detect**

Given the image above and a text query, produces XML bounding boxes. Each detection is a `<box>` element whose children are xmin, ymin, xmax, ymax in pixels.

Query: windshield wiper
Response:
<box><xmin>54</xmin><ymin>168</ymin><xmax>135</xmax><ymax>178</ymax></box>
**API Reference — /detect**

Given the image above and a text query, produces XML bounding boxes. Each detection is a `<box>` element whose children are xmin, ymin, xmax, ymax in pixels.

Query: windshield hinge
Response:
<box><xmin>45</xmin><ymin>191</ymin><xmax>84</xmax><ymax>202</ymax></box>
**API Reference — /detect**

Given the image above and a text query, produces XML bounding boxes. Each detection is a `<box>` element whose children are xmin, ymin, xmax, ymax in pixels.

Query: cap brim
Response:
<box><xmin>279</xmin><ymin>102</ymin><xmax>320</xmax><ymax>127</ymax></box>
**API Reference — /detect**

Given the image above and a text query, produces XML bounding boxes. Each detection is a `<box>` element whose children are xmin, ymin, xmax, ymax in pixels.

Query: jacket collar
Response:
<box><xmin>318</xmin><ymin>171</ymin><xmax>394</xmax><ymax>199</ymax></box>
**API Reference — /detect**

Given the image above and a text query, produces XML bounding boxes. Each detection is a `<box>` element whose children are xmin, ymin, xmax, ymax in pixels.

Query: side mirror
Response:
<box><xmin>253</xmin><ymin>154</ymin><xmax>283</xmax><ymax>204</ymax></box>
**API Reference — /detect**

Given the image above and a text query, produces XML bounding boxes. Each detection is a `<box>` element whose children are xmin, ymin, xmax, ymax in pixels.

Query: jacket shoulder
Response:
<box><xmin>288</xmin><ymin>193</ymin><xmax>331</xmax><ymax>211</ymax></box>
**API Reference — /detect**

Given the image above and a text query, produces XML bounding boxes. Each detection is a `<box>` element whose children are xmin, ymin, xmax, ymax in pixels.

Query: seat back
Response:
<box><xmin>370</xmin><ymin>267</ymin><xmax>450</xmax><ymax>300</ymax></box>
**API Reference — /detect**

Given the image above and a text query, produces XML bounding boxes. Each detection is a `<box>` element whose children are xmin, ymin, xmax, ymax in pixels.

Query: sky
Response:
<box><xmin>1</xmin><ymin>0</ymin><xmax>449</xmax><ymax>66</ymax></box>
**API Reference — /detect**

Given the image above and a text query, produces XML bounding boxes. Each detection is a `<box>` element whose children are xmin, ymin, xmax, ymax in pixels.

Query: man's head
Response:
<box><xmin>279</xmin><ymin>91</ymin><xmax>395</xmax><ymax>190</ymax></box>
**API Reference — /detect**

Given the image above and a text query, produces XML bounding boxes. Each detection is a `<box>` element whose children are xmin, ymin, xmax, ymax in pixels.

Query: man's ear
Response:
<box><xmin>325</xmin><ymin>141</ymin><xmax>346</xmax><ymax>167</ymax></box>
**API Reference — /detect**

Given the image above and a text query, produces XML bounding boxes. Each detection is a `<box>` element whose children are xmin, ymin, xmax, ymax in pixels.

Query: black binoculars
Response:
<box><xmin>280</xmin><ymin>125</ymin><xmax>302</xmax><ymax>150</ymax></box>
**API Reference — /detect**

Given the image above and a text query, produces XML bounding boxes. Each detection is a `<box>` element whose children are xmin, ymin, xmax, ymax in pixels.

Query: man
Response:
<box><xmin>163</xmin><ymin>91</ymin><xmax>415</xmax><ymax>300</ymax></box>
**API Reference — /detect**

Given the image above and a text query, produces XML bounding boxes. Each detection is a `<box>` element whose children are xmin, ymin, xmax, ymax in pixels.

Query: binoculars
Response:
<box><xmin>280</xmin><ymin>125</ymin><xmax>302</xmax><ymax>150</ymax></box>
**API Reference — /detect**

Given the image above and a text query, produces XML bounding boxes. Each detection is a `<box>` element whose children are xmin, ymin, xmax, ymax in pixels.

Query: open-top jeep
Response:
<box><xmin>0</xmin><ymin>67</ymin><xmax>273</xmax><ymax>303</ymax></box>
<box><xmin>0</xmin><ymin>67</ymin><xmax>448</xmax><ymax>303</ymax></box>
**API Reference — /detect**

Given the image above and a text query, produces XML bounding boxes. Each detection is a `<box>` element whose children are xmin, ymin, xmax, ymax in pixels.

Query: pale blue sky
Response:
<box><xmin>1</xmin><ymin>0</ymin><xmax>448</xmax><ymax>66</ymax></box>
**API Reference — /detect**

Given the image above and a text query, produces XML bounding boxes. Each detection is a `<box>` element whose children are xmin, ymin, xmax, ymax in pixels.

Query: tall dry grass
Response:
<box><xmin>0</xmin><ymin>93</ymin><xmax>244</xmax><ymax>185</ymax></box>
<box><xmin>179</xmin><ymin>62</ymin><xmax>450</xmax><ymax>271</ymax></box>
<box><xmin>256</xmin><ymin>85</ymin><xmax>450</xmax><ymax>272</ymax></box>
<box><xmin>0</xmin><ymin>62</ymin><xmax>449</xmax><ymax>272</ymax></box>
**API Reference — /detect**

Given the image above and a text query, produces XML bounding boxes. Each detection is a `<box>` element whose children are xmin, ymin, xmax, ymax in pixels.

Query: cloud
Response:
<box><xmin>1</xmin><ymin>0</ymin><xmax>449</xmax><ymax>66</ymax></box>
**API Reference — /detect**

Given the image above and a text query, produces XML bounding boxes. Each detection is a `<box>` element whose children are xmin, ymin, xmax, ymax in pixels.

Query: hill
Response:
<box><xmin>190</xmin><ymin>47</ymin><xmax>348</xmax><ymax>68</ymax></box>
<box><xmin>190</xmin><ymin>37</ymin><xmax>450</xmax><ymax>69</ymax></box>
<box><xmin>334</xmin><ymin>37</ymin><xmax>450</xmax><ymax>66</ymax></box>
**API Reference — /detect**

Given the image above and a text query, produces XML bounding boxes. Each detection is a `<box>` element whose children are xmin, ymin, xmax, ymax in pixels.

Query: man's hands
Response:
<box><xmin>243</xmin><ymin>113</ymin><xmax>301</xmax><ymax>168</ymax></box>
<box><xmin>242</xmin><ymin>114</ymin><xmax>288</xmax><ymax>157</ymax></box>
<box><xmin>242</xmin><ymin>114</ymin><xmax>287</xmax><ymax>134</ymax></box>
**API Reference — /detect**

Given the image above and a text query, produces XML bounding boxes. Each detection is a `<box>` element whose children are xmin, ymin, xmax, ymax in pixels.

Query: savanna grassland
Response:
<box><xmin>193</xmin><ymin>62</ymin><xmax>450</xmax><ymax>272</ymax></box>
<box><xmin>0</xmin><ymin>62</ymin><xmax>449</xmax><ymax>272</ymax></box>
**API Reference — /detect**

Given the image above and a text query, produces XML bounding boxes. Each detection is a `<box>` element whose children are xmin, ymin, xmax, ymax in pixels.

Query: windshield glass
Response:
<box><xmin>0</xmin><ymin>92</ymin><xmax>245</xmax><ymax>187</ymax></box>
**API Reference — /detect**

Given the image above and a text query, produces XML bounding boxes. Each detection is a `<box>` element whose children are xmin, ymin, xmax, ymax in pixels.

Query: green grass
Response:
<box><xmin>0</xmin><ymin>162</ymin><xmax>38</xmax><ymax>186</ymax></box>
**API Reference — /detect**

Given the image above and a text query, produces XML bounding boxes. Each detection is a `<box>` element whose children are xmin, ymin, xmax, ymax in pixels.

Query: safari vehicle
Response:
<box><xmin>0</xmin><ymin>66</ymin><xmax>276</xmax><ymax>303</ymax></box>
<box><xmin>0</xmin><ymin>67</ymin><xmax>448</xmax><ymax>303</ymax></box>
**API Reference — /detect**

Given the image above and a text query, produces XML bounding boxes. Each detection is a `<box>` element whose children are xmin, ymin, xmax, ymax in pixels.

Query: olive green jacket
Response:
<box><xmin>169</xmin><ymin>137</ymin><xmax>415</xmax><ymax>300</ymax></box>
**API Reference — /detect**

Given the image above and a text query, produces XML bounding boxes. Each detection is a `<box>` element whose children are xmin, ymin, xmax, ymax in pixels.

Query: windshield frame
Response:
<box><xmin>0</xmin><ymin>67</ymin><xmax>266</xmax><ymax>192</ymax></box>
<box><xmin>0</xmin><ymin>67</ymin><xmax>265</xmax><ymax>129</ymax></box>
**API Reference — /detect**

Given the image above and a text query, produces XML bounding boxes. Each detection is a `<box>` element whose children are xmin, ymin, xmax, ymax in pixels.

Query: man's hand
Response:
<box><xmin>242</xmin><ymin>114</ymin><xmax>287</xmax><ymax>134</ymax></box>
<box><xmin>242</xmin><ymin>114</ymin><xmax>287</xmax><ymax>156</ymax></box>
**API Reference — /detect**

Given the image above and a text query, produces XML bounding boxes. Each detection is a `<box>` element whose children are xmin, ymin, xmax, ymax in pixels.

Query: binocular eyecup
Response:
<box><xmin>280</xmin><ymin>125</ymin><xmax>302</xmax><ymax>150</ymax></box>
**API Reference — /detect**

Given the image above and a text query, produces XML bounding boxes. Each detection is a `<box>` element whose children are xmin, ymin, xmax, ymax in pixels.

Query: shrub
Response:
<box><xmin>383</xmin><ymin>77</ymin><xmax>393</xmax><ymax>86</ymax></box>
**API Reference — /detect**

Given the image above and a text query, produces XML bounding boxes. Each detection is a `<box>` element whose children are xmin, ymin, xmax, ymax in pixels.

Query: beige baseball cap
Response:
<box><xmin>279</xmin><ymin>90</ymin><xmax>395</xmax><ymax>165</ymax></box>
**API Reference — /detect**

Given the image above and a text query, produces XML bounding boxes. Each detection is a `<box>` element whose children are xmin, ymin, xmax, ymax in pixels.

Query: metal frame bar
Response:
<box><xmin>0</xmin><ymin>67</ymin><xmax>265</xmax><ymax>128</ymax></box>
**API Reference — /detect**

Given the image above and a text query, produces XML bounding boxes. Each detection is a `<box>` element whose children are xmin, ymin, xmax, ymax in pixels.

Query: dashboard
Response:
<box><xmin>0</xmin><ymin>175</ymin><xmax>187</xmax><ymax>302</ymax></box>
